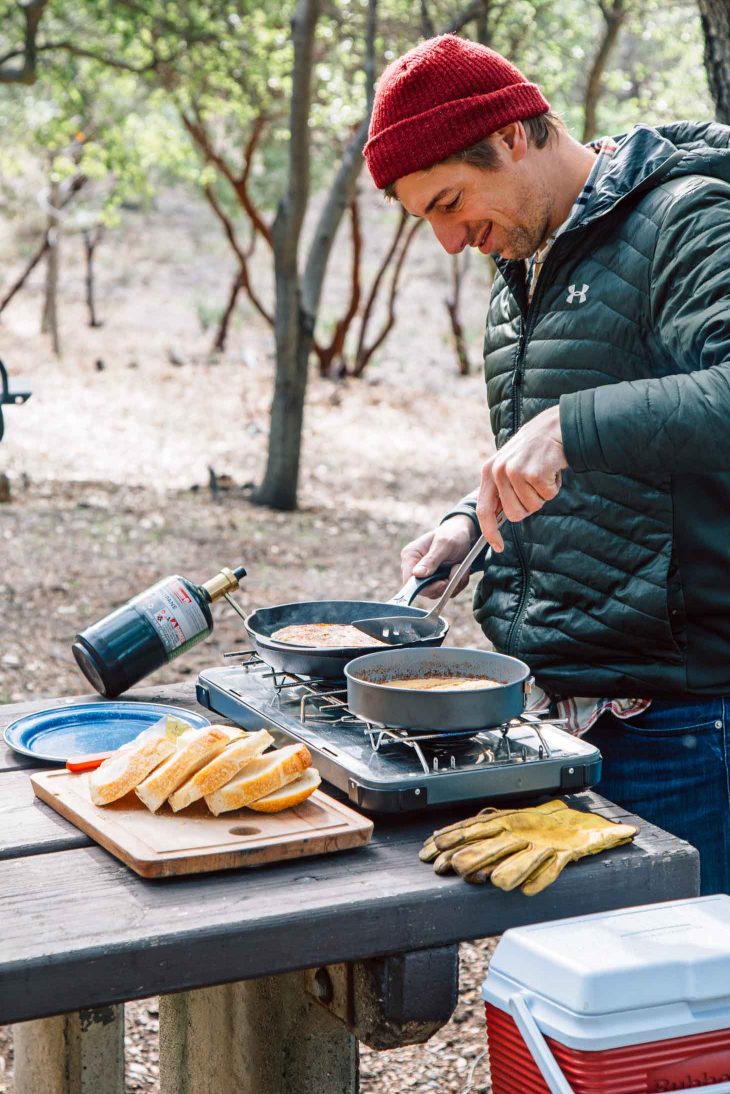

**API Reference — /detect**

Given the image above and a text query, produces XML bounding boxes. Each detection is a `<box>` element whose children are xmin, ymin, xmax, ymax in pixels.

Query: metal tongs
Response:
<box><xmin>352</xmin><ymin>513</ymin><xmax>505</xmax><ymax>646</ymax></box>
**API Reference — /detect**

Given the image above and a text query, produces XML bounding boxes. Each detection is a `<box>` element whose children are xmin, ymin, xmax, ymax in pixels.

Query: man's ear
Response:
<box><xmin>494</xmin><ymin>121</ymin><xmax>527</xmax><ymax>163</ymax></box>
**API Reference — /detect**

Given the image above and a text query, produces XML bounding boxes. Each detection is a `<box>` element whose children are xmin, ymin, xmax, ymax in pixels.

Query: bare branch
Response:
<box><xmin>236</xmin><ymin>116</ymin><xmax>273</xmax><ymax>247</ymax></box>
<box><xmin>181</xmin><ymin>110</ymin><xmax>273</xmax><ymax>247</ymax></box>
<box><xmin>0</xmin><ymin>237</ymin><xmax>49</xmax><ymax>314</ymax></box>
<box><xmin>0</xmin><ymin>173</ymin><xmax>85</xmax><ymax>316</ymax></box>
<box><xmin>354</xmin><ymin>205</ymin><xmax>408</xmax><ymax>363</ymax></box>
<box><xmin>354</xmin><ymin>217</ymin><xmax>422</xmax><ymax>374</ymax></box>
<box><xmin>314</xmin><ymin>197</ymin><xmax>362</xmax><ymax>376</ymax></box>
<box><xmin>203</xmin><ymin>185</ymin><xmax>273</xmax><ymax>327</ymax></box>
<box><xmin>13</xmin><ymin>39</ymin><xmax>160</xmax><ymax>75</ymax></box>
<box><xmin>211</xmin><ymin>270</ymin><xmax>243</xmax><ymax>354</ymax></box>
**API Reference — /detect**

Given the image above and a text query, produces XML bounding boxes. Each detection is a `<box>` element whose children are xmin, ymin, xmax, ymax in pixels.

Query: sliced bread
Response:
<box><xmin>248</xmin><ymin>766</ymin><xmax>321</xmax><ymax>813</ymax></box>
<box><xmin>168</xmin><ymin>729</ymin><xmax>274</xmax><ymax>812</ymax></box>
<box><xmin>89</xmin><ymin>727</ymin><xmax>176</xmax><ymax>806</ymax></box>
<box><xmin>135</xmin><ymin>726</ymin><xmax>238</xmax><ymax>813</ymax></box>
<box><xmin>205</xmin><ymin>743</ymin><xmax>311</xmax><ymax>816</ymax></box>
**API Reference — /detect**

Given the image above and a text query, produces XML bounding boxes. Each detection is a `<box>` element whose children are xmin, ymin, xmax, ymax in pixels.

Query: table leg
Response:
<box><xmin>12</xmin><ymin>1005</ymin><xmax>124</xmax><ymax>1094</ymax></box>
<box><xmin>159</xmin><ymin>970</ymin><xmax>359</xmax><ymax>1094</ymax></box>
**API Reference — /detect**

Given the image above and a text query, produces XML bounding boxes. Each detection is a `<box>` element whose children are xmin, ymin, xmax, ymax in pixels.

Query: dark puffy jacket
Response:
<box><xmin>448</xmin><ymin>122</ymin><xmax>730</xmax><ymax>698</ymax></box>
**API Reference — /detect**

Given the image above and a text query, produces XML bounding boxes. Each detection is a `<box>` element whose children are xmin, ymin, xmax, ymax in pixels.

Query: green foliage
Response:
<box><xmin>373</xmin><ymin>0</ymin><xmax>712</xmax><ymax>137</ymax></box>
<box><xmin>0</xmin><ymin>22</ymin><xmax>198</xmax><ymax>229</ymax></box>
<box><xmin>0</xmin><ymin>0</ymin><xmax>717</xmax><ymax>253</ymax></box>
<box><xmin>602</xmin><ymin>1</ymin><xmax>712</xmax><ymax>131</ymax></box>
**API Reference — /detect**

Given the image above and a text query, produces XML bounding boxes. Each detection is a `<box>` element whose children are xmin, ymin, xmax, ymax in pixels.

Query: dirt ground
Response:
<box><xmin>0</xmin><ymin>185</ymin><xmax>499</xmax><ymax>1092</ymax></box>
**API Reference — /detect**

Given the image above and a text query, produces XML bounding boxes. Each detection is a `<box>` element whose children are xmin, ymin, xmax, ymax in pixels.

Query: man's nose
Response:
<box><xmin>431</xmin><ymin>221</ymin><xmax>467</xmax><ymax>255</ymax></box>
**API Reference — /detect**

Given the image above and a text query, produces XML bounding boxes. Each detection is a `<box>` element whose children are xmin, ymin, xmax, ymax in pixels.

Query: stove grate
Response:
<box><xmin>221</xmin><ymin>649</ymin><xmax>561</xmax><ymax>778</ymax></box>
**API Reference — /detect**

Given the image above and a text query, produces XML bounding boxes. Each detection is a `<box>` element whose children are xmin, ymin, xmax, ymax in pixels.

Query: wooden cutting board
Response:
<box><xmin>31</xmin><ymin>769</ymin><xmax>373</xmax><ymax>878</ymax></box>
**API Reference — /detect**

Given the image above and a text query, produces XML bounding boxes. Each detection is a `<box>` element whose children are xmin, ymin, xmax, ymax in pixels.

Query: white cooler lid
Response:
<box><xmin>483</xmin><ymin>896</ymin><xmax>730</xmax><ymax>1049</ymax></box>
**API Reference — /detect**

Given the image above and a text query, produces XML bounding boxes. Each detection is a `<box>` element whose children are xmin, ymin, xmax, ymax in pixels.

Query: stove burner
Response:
<box><xmin>200</xmin><ymin>655</ymin><xmax>602</xmax><ymax>811</ymax></box>
<box><xmin>221</xmin><ymin>650</ymin><xmax>558</xmax><ymax>777</ymax></box>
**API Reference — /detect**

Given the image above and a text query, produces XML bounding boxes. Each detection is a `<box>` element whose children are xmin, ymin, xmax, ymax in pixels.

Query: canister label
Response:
<box><xmin>136</xmin><ymin>578</ymin><xmax>208</xmax><ymax>659</ymax></box>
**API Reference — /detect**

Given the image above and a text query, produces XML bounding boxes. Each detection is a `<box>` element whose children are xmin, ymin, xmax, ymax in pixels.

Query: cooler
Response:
<box><xmin>481</xmin><ymin>895</ymin><xmax>730</xmax><ymax>1094</ymax></box>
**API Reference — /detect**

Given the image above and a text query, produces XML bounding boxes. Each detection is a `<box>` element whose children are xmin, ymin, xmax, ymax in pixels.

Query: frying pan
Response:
<box><xmin>344</xmin><ymin>646</ymin><xmax>532</xmax><ymax>733</ymax></box>
<box><xmin>243</xmin><ymin>566</ymin><xmax>453</xmax><ymax>679</ymax></box>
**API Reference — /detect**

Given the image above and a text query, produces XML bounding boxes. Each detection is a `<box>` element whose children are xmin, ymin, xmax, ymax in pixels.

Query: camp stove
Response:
<box><xmin>196</xmin><ymin>654</ymin><xmax>602</xmax><ymax>813</ymax></box>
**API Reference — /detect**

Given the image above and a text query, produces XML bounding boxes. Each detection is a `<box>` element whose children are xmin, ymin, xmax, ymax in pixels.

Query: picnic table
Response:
<box><xmin>0</xmin><ymin>681</ymin><xmax>700</xmax><ymax>1093</ymax></box>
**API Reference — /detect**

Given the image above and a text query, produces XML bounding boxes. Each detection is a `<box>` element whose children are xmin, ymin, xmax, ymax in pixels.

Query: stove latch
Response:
<box><xmin>348</xmin><ymin>779</ymin><xmax>428</xmax><ymax>811</ymax></box>
<box><xmin>560</xmin><ymin>763</ymin><xmax>588</xmax><ymax>789</ymax></box>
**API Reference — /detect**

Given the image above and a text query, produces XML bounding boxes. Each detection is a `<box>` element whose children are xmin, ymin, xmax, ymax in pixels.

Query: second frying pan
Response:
<box><xmin>345</xmin><ymin>646</ymin><xmax>532</xmax><ymax>733</ymax></box>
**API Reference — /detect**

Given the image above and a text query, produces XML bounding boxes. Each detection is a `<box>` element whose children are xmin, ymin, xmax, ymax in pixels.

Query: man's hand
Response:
<box><xmin>477</xmin><ymin>405</ymin><xmax>567</xmax><ymax>552</ymax></box>
<box><xmin>400</xmin><ymin>514</ymin><xmax>477</xmax><ymax>600</ymax></box>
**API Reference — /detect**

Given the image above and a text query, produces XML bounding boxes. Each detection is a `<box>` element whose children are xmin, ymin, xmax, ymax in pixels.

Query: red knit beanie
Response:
<box><xmin>364</xmin><ymin>35</ymin><xmax>550</xmax><ymax>190</ymax></box>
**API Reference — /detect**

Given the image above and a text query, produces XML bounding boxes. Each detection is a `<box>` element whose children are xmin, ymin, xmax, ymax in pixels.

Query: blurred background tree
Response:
<box><xmin>0</xmin><ymin>0</ymin><xmax>718</xmax><ymax>505</ymax></box>
<box><xmin>698</xmin><ymin>0</ymin><xmax>730</xmax><ymax>122</ymax></box>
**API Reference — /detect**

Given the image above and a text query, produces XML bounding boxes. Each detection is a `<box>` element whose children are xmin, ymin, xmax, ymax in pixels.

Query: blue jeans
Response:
<box><xmin>588</xmin><ymin>698</ymin><xmax>730</xmax><ymax>895</ymax></box>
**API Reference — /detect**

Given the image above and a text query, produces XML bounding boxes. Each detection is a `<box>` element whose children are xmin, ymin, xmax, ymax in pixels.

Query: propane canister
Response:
<box><xmin>72</xmin><ymin>565</ymin><xmax>246</xmax><ymax>698</ymax></box>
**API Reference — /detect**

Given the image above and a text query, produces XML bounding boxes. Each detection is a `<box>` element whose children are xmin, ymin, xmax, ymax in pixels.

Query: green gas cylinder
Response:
<box><xmin>72</xmin><ymin>565</ymin><xmax>246</xmax><ymax>697</ymax></box>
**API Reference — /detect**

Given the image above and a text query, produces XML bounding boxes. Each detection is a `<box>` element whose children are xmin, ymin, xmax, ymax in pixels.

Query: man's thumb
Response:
<box><xmin>413</xmin><ymin>553</ymin><xmax>440</xmax><ymax>577</ymax></box>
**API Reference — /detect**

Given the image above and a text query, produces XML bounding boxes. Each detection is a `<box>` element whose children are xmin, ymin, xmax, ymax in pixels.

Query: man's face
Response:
<box><xmin>394</xmin><ymin>131</ymin><xmax>554</xmax><ymax>261</ymax></box>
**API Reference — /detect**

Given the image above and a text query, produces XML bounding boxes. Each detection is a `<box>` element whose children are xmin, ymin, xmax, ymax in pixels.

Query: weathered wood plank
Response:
<box><xmin>0</xmin><ymin>794</ymin><xmax>698</xmax><ymax>1024</ymax></box>
<box><xmin>0</xmin><ymin>767</ymin><xmax>92</xmax><ymax>858</ymax></box>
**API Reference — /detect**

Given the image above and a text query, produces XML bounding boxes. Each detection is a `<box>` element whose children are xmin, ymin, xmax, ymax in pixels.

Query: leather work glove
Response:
<box><xmin>420</xmin><ymin>800</ymin><xmax>637</xmax><ymax>896</ymax></box>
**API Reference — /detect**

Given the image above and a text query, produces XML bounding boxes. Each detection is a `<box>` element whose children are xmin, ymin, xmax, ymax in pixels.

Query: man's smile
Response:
<box><xmin>473</xmin><ymin>223</ymin><xmax>493</xmax><ymax>252</ymax></box>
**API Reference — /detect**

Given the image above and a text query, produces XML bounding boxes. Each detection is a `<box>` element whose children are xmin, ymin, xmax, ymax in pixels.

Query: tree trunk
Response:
<box><xmin>255</xmin><ymin>325</ymin><xmax>312</xmax><ymax>510</ymax></box>
<box><xmin>698</xmin><ymin>0</ymin><xmax>730</xmax><ymax>123</ymax></box>
<box><xmin>582</xmin><ymin>1</ymin><xmax>629</xmax><ymax>143</ymax></box>
<box><xmin>41</xmin><ymin>179</ymin><xmax>61</xmax><ymax>356</ymax></box>
<box><xmin>251</xmin><ymin>0</ymin><xmax>320</xmax><ymax>511</ymax></box>
<box><xmin>0</xmin><ymin>0</ymin><xmax>49</xmax><ymax>85</ymax></box>
<box><xmin>83</xmin><ymin>227</ymin><xmax>103</xmax><ymax>328</ymax></box>
<box><xmin>445</xmin><ymin>252</ymin><xmax>471</xmax><ymax>376</ymax></box>
<box><xmin>474</xmin><ymin>0</ymin><xmax>491</xmax><ymax>45</ymax></box>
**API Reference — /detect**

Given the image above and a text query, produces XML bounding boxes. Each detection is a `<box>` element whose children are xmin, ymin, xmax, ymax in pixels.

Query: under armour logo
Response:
<box><xmin>566</xmin><ymin>283</ymin><xmax>589</xmax><ymax>304</ymax></box>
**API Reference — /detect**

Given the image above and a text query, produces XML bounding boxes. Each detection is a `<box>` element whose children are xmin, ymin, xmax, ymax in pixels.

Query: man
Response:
<box><xmin>363</xmin><ymin>34</ymin><xmax>730</xmax><ymax>894</ymax></box>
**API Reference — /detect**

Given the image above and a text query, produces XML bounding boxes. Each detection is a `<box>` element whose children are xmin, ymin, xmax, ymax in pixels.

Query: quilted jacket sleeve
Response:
<box><xmin>440</xmin><ymin>489</ymin><xmax>480</xmax><ymax>534</ymax></box>
<box><xmin>560</xmin><ymin>179</ymin><xmax>730</xmax><ymax>475</ymax></box>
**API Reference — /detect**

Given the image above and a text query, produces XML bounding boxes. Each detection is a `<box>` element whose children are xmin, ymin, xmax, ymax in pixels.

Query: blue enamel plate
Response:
<box><xmin>4</xmin><ymin>702</ymin><xmax>211</xmax><ymax>764</ymax></box>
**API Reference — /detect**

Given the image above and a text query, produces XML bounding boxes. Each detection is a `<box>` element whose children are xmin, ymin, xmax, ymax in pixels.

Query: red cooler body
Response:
<box><xmin>482</xmin><ymin>896</ymin><xmax>730</xmax><ymax>1094</ymax></box>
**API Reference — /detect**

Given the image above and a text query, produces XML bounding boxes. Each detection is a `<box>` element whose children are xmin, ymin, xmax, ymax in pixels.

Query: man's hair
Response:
<box><xmin>383</xmin><ymin>111</ymin><xmax>564</xmax><ymax>199</ymax></box>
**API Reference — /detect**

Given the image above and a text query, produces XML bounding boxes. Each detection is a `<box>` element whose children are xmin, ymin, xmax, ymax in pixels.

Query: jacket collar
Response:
<box><xmin>495</xmin><ymin>121</ymin><xmax>730</xmax><ymax>296</ymax></box>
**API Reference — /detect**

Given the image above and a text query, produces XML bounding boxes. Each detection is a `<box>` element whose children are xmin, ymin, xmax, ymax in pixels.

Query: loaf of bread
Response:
<box><xmin>89</xmin><ymin>726</ymin><xmax>177</xmax><ymax>806</ymax></box>
<box><xmin>135</xmin><ymin>726</ymin><xmax>240</xmax><ymax>813</ymax></box>
<box><xmin>205</xmin><ymin>743</ymin><xmax>311</xmax><ymax>816</ymax></box>
<box><xmin>248</xmin><ymin>766</ymin><xmax>321</xmax><ymax>813</ymax></box>
<box><xmin>168</xmin><ymin>729</ymin><xmax>274</xmax><ymax>812</ymax></box>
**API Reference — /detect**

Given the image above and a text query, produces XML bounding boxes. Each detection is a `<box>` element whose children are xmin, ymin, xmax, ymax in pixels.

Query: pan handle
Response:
<box><xmin>390</xmin><ymin>511</ymin><xmax>503</xmax><ymax>607</ymax></box>
<box><xmin>389</xmin><ymin>564</ymin><xmax>454</xmax><ymax>607</ymax></box>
